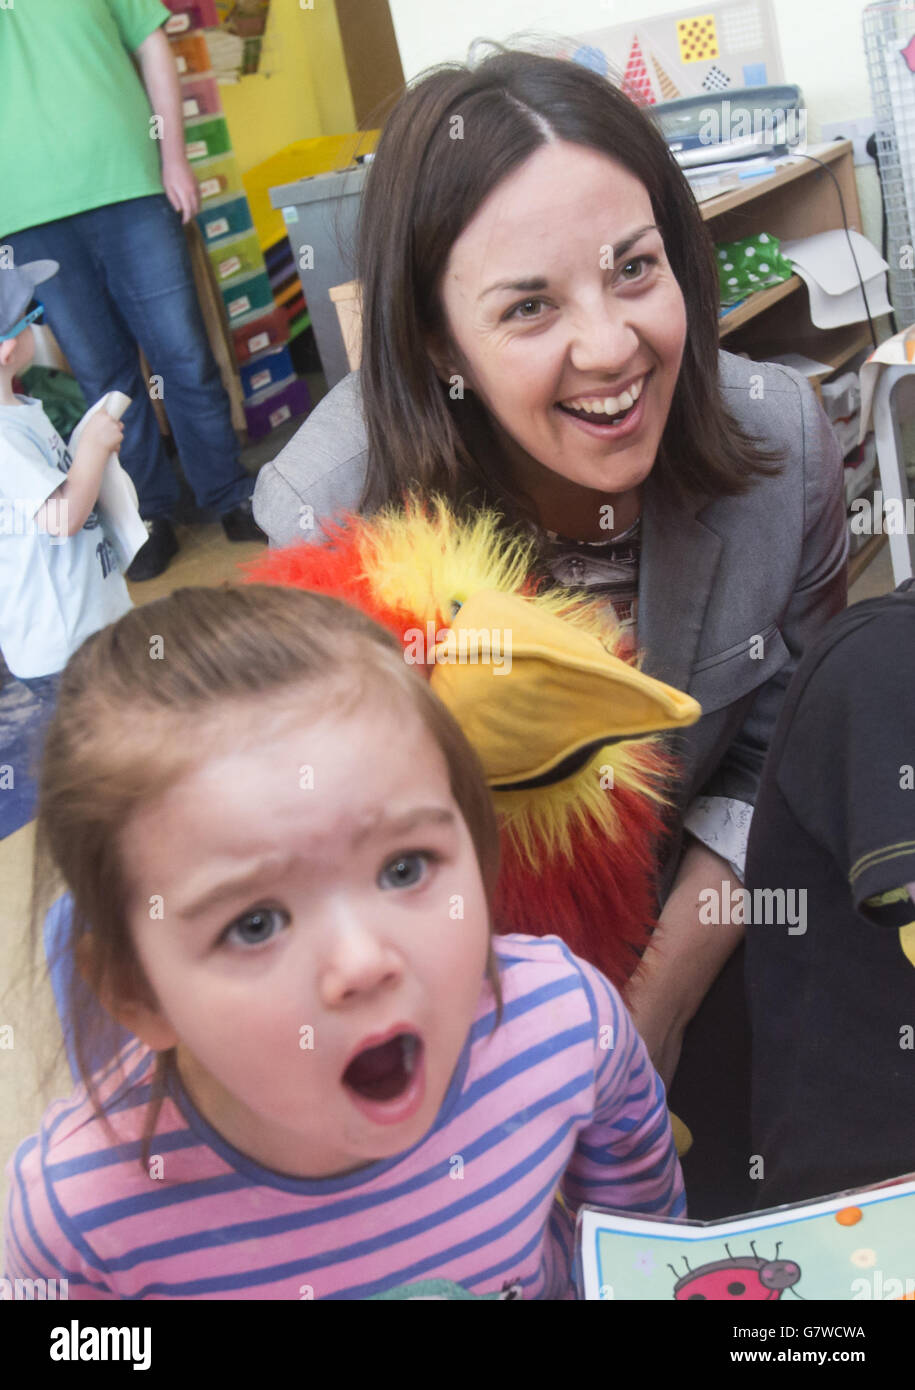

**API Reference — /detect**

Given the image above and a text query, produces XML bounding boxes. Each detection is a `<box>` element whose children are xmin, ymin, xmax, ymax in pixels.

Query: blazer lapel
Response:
<box><xmin>637</xmin><ymin>478</ymin><xmax>724</xmax><ymax>694</ymax></box>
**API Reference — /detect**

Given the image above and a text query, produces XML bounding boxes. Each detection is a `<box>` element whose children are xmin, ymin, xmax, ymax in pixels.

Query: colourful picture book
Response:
<box><xmin>576</xmin><ymin>1174</ymin><xmax>915</xmax><ymax>1300</ymax></box>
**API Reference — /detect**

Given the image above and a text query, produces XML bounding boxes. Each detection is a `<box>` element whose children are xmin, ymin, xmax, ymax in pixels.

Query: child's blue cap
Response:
<box><xmin>0</xmin><ymin>259</ymin><xmax>58</xmax><ymax>339</ymax></box>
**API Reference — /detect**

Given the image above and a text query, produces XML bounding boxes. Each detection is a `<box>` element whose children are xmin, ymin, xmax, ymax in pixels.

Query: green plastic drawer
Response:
<box><xmin>221</xmin><ymin>269</ymin><xmax>273</xmax><ymax>321</ymax></box>
<box><xmin>184</xmin><ymin>114</ymin><xmax>231</xmax><ymax>162</ymax></box>
<box><xmin>206</xmin><ymin>229</ymin><xmax>265</xmax><ymax>283</ymax></box>
<box><xmin>194</xmin><ymin>152</ymin><xmax>243</xmax><ymax>203</ymax></box>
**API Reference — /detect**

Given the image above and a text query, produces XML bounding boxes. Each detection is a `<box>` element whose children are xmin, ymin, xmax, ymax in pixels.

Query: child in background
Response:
<box><xmin>0</xmin><ymin>259</ymin><xmax>131</xmax><ymax>686</ymax></box>
<box><xmin>5</xmin><ymin>585</ymin><xmax>684</xmax><ymax>1300</ymax></box>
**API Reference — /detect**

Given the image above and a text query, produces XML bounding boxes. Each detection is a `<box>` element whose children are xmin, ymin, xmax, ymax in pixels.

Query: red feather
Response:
<box><xmin>242</xmin><ymin>518</ymin><xmax>422</xmax><ymax>640</ymax></box>
<box><xmin>494</xmin><ymin>786</ymin><xmax>667</xmax><ymax>991</ymax></box>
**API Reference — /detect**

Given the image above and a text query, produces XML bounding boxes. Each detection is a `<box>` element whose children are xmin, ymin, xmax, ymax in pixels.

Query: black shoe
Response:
<box><xmin>126</xmin><ymin>518</ymin><xmax>179</xmax><ymax>582</ymax></box>
<box><xmin>221</xmin><ymin>496</ymin><xmax>267</xmax><ymax>544</ymax></box>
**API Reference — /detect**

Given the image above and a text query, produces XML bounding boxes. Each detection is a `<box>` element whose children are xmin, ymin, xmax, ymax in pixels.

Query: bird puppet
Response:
<box><xmin>243</xmin><ymin>498</ymin><xmax>700</xmax><ymax>996</ymax></box>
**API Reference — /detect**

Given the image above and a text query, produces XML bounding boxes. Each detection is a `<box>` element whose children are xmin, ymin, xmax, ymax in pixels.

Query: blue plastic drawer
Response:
<box><xmin>240</xmin><ymin>345</ymin><xmax>294</xmax><ymax>399</ymax></box>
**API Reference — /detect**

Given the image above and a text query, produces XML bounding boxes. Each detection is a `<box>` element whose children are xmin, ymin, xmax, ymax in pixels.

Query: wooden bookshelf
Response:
<box><xmin>702</xmin><ymin>141</ymin><xmax>887</xmax><ymax>581</ymax></box>
<box><xmin>719</xmin><ymin>275</ymin><xmax>802</xmax><ymax>335</ymax></box>
<box><xmin>848</xmin><ymin>533</ymin><xmax>888</xmax><ymax>587</ymax></box>
<box><xmin>700</xmin><ymin>140</ymin><xmax>860</xmax><ymax>230</ymax></box>
<box><xmin>705</xmin><ymin>141</ymin><xmax>867</xmax><ymax>362</ymax></box>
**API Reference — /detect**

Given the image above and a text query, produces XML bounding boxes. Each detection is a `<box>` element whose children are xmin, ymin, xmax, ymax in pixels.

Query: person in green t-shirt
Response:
<box><xmin>1</xmin><ymin>0</ymin><xmax>265</xmax><ymax>580</ymax></box>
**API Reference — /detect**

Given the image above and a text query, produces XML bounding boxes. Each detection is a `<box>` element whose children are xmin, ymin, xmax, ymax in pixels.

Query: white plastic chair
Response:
<box><xmin>871</xmin><ymin>365</ymin><xmax>915</xmax><ymax>584</ymax></box>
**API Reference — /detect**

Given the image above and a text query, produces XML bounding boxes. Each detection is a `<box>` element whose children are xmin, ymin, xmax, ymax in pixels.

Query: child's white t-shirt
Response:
<box><xmin>0</xmin><ymin>396</ymin><xmax>132</xmax><ymax>679</ymax></box>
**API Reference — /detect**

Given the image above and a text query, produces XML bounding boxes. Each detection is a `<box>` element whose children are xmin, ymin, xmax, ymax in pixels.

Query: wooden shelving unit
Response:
<box><xmin>702</xmin><ymin>140</ymin><xmax>867</xmax><ymax>370</ymax></box>
<box><xmin>718</xmin><ymin>275</ymin><xmax>801</xmax><ymax>335</ymax></box>
<box><xmin>700</xmin><ymin>140</ymin><xmax>887</xmax><ymax>581</ymax></box>
<box><xmin>848</xmin><ymin>532</ymin><xmax>888</xmax><ymax>586</ymax></box>
<box><xmin>700</xmin><ymin>140</ymin><xmax>860</xmax><ymax>230</ymax></box>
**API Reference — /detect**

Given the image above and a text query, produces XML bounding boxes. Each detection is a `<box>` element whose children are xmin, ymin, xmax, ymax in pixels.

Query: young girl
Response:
<box><xmin>5</xmin><ymin>585</ymin><xmax>683</xmax><ymax>1300</ymax></box>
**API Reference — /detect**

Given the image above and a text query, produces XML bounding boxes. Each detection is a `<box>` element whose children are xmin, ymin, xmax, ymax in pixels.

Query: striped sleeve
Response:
<box><xmin>558</xmin><ymin>953</ymin><xmax>686</xmax><ymax>1219</ymax></box>
<box><xmin>2</xmin><ymin>1044</ymin><xmax>155</xmax><ymax>1300</ymax></box>
<box><xmin>4</xmin><ymin>1131</ymin><xmax>117</xmax><ymax>1300</ymax></box>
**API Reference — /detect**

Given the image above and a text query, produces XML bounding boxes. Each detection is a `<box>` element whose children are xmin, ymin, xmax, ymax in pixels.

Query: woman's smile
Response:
<box><xmin>434</xmin><ymin>141</ymin><xmax>687</xmax><ymax>532</ymax></box>
<box><xmin>555</xmin><ymin>369</ymin><xmax>652</xmax><ymax>440</ymax></box>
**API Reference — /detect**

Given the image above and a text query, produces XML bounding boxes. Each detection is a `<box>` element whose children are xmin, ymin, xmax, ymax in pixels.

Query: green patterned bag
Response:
<box><xmin>716</xmin><ymin>232</ymin><xmax>794</xmax><ymax>308</ymax></box>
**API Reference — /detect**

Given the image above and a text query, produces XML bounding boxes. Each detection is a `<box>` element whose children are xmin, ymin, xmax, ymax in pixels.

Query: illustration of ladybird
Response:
<box><xmin>669</xmin><ymin>1241</ymin><xmax>802</xmax><ymax>1301</ymax></box>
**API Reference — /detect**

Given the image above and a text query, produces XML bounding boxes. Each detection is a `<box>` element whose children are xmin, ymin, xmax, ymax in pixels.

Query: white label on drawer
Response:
<box><xmin>204</xmin><ymin>216</ymin><xmax>229</xmax><ymax>238</ymax></box>
<box><xmin>248</xmin><ymin>331</ymin><xmax>270</xmax><ymax>353</ymax></box>
<box><xmin>250</xmin><ymin>368</ymin><xmax>272</xmax><ymax>391</ymax></box>
<box><xmin>282</xmin><ymin>206</ymin><xmax>299</xmax><ymax>224</ymax></box>
<box><xmin>269</xmin><ymin>404</ymin><xmax>293</xmax><ymax>429</ymax></box>
<box><xmin>165</xmin><ymin>14</ymin><xmax>190</xmax><ymax>34</ymax></box>
<box><xmin>218</xmin><ymin>255</ymin><xmax>242</xmax><ymax>279</ymax></box>
<box><xmin>175</xmin><ymin>55</ymin><xmax>188</xmax><ymax>74</ymax></box>
<box><xmin>182</xmin><ymin>98</ymin><xmax>200</xmax><ymax>118</ymax></box>
<box><xmin>228</xmin><ymin>294</ymin><xmax>252</xmax><ymax>318</ymax></box>
<box><xmin>199</xmin><ymin>177</ymin><xmax>221</xmax><ymax>199</ymax></box>
<box><xmin>186</xmin><ymin>140</ymin><xmax>208</xmax><ymax>161</ymax></box>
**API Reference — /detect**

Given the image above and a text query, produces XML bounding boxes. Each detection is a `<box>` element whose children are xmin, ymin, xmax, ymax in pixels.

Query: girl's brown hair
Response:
<box><xmin>31</xmin><ymin>585</ymin><xmax>502</xmax><ymax>1162</ymax></box>
<box><xmin>356</xmin><ymin>43</ymin><xmax>783</xmax><ymax>522</ymax></box>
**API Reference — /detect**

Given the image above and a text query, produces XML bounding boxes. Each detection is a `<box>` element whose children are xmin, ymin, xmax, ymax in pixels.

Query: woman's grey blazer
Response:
<box><xmin>253</xmin><ymin>350</ymin><xmax>848</xmax><ymax>899</ymax></box>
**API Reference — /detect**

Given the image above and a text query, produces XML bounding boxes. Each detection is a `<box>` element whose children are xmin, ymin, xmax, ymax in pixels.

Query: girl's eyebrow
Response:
<box><xmin>177</xmin><ymin>853</ymin><xmax>297</xmax><ymax>921</ymax></box>
<box><xmin>478</xmin><ymin>223</ymin><xmax>660</xmax><ymax>301</ymax></box>
<box><xmin>175</xmin><ymin>808</ymin><xmax>457</xmax><ymax>920</ymax></box>
<box><xmin>351</xmin><ymin>805</ymin><xmax>456</xmax><ymax>849</ymax></box>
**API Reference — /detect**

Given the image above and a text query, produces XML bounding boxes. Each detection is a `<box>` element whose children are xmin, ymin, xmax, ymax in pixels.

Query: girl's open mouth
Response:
<box><xmin>342</xmin><ymin>1031</ymin><xmax>426</xmax><ymax>1125</ymax></box>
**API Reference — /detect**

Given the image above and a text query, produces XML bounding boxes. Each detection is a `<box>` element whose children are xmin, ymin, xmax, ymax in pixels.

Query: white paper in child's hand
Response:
<box><xmin>69</xmin><ymin>392</ymin><xmax>148</xmax><ymax>569</ymax></box>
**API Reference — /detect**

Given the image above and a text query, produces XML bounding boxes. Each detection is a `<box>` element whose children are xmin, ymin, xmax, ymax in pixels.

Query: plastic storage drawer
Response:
<box><xmin>207</xmin><ymin>230</ymin><xmax>265</xmax><ymax>284</ymax></box>
<box><xmin>184</xmin><ymin>114</ymin><xmax>231</xmax><ymax>163</ymax></box>
<box><xmin>164</xmin><ymin>0</ymin><xmax>219</xmax><ymax>19</ymax></box>
<box><xmin>197</xmin><ymin>194</ymin><xmax>254</xmax><ymax>244</ymax></box>
<box><xmin>244</xmin><ymin>377</ymin><xmax>311</xmax><ymax>440</ymax></box>
<box><xmin>194</xmin><ymin>153</ymin><xmax>243</xmax><ymax>203</ymax></box>
<box><xmin>180</xmin><ymin>75</ymin><xmax>221</xmax><ymax>120</ymax></box>
<box><xmin>230</xmin><ymin>306</ymin><xmax>288</xmax><ymax>363</ymax></box>
<box><xmin>221</xmin><ymin>269</ymin><xmax>273</xmax><ymax>323</ymax></box>
<box><xmin>164</xmin><ymin>8</ymin><xmax>205</xmax><ymax>35</ymax></box>
<box><xmin>169</xmin><ymin>33</ymin><xmax>210</xmax><ymax>77</ymax></box>
<box><xmin>240</xmin><ymin>345</ymin><xmax>294</xmax><ymax>399</ymax></box>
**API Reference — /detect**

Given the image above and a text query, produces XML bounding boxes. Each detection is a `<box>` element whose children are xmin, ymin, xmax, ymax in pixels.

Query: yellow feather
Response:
<box><xmin>359</xmin><ymin>496</ymin><xmax>672</xmax><ymax>855</ymax></box>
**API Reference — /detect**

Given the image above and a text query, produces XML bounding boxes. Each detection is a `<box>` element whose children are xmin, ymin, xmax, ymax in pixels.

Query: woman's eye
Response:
<box><xmin>222</xmin><ymin>907</ymin><xmax>289</xmax><ymax>949</ymax></box>
<box><xmin>378</xmin><ymin>852</ymin><xmax>435</xmax><ymax>890</ymax></box>
<box><xmin>618</xmin><ymin>255</ymin><xmax>655</xmax><ymax>282</ymax></box>
<box><xmin>507</xmin><ymin>297</ymin><xmax>546</xmax><ymax>321</ymax></box>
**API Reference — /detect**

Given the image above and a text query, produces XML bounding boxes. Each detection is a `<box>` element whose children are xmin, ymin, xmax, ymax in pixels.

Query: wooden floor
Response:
<box><xmin>0</xmin><ymin>528</ymin><xmax>899</xmax><ymax>1257</ymax></box>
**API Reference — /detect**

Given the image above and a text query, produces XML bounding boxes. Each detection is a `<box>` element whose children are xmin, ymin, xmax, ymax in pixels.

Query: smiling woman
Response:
<box><xmin>424</xmin><ymin>147</ymin><xmax>687</xmax><ymax>540</ymax></box>
<box><xmin>252</xmin><ymin>44</ymin><xmax>848</xmax><ymax>1217</ymax></box>
<box><xmin>350</xmin><ymin>49</ymin><xmax>782</xmax><ymax>530</ymax></box>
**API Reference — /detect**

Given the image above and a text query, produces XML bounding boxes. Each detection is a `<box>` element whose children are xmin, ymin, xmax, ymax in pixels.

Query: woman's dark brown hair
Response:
<box><xmin>29</xmin><ymin>586</ymin><xmax>502</xmax><ymax>1167</ymax></box>
<box><xmin>356</xmin><ymin>42</ymin><xmax>782</xmax><ymax>522</ymax></box>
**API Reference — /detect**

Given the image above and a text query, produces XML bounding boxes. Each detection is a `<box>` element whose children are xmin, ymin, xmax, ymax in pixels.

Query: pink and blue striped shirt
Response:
<box><xmin>4</xmin><ymin>935</ymin><xmax>684</xmax><ymax>1299</ymax></box>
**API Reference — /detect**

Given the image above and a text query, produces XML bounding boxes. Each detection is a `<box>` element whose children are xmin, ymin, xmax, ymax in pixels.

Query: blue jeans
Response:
<box><xmin>9</xmin><ymin>196</ymin><xmax>252</xmax><ymax>519</ymax></box>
